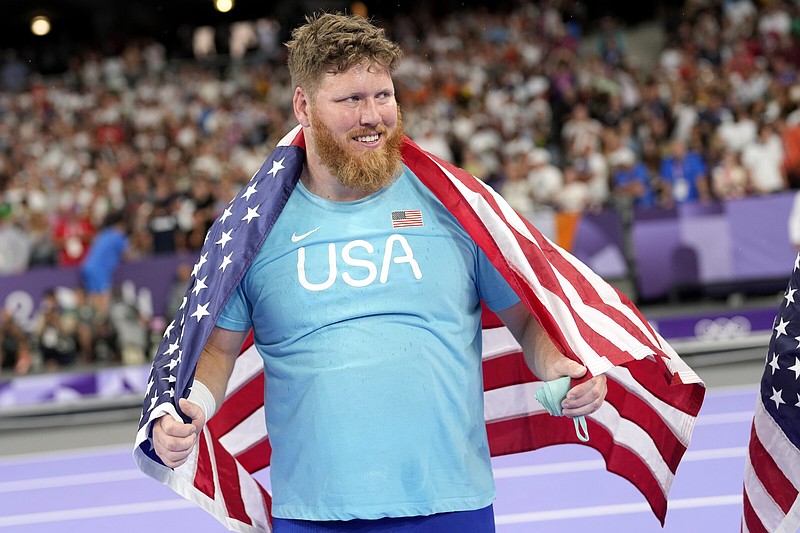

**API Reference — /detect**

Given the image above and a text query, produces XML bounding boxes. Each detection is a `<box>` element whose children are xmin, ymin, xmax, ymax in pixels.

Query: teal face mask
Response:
<box><xmin>534</xmin><ymin>376</ymin><xmax>590</xmax><ymax>442</ymax></box>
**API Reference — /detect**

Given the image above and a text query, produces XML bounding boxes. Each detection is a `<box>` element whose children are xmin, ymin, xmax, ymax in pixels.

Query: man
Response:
<box><xmin>0</xmin><ymin>204</ymin><xmax>32</xmax><ymax>274</ymax></box>
<box><xmin>740</xmin><ymin>121</ymin><xmax>786</xmax><ymax>195</ymax></box>
<box><xmin>610</xmin><ymin>146</ymin><xmax>657</xmax><ymax>209</ymax></box>
<box><xmin>151</xmin><ymin>13</ymin><xmax>607</xmax><ymax>533</ymax></box>
<box><xmin>658</xmin><ymin>137</ymin><xmax>710</xmax><ymax>207</ymax></box>
<box><xmin>79</xmin><ymin>210</ymin><xmax>130</xmax><ymax>317</ymax></box>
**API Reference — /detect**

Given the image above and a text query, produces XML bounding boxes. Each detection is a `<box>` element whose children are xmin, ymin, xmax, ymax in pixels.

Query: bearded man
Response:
<box><xmin>147</xmin><ymin>13</ymin><xmax>607</xmax><ymax>533</ymax></box>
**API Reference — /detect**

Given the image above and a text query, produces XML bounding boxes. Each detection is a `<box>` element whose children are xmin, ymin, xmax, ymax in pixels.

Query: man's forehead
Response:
<box><xmin>322</xmin><ymin>61</ymin><xmax>391</xmax><ymax>77</ymax></box>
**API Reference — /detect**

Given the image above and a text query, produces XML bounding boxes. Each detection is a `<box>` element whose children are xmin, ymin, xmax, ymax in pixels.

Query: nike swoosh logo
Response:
<box><xmin>291</xmin><ymin>226</ymin><xmax>321</xmax><ymax>243</ymax></box>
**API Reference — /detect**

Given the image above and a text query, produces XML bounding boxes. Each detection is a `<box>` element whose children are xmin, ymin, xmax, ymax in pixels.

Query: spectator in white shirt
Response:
<box><xmin>740</xmin><ymin>121</ymin><xmax>786</xmax><ymax>195</ymax></box>
<box><xmin>526</xmin><ymin>148</ymin><xmax>563</xmax><ymax>209</ymax></box>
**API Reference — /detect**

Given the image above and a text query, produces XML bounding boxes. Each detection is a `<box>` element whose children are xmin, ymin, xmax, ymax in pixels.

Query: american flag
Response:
<box><xmin>391</xmin><ymin>209</ymin><xmax>423</xmax><ymax>228</ymax></box>
<box><xmin>742</xmin><ymin>254</ymin><xmax>800</xmax><ymax>532</ymax></box>
<box><xmin>134</xmin><ymin>126</ymin><xmax>705</xmax><ymax>532</ymax></box>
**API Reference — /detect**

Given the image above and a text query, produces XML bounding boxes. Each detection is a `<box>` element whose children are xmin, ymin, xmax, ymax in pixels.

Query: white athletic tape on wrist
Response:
<box><xmin>186</xmin><ymin>380</ymin><xmax>217</xmax><ymax>421</ymax></box>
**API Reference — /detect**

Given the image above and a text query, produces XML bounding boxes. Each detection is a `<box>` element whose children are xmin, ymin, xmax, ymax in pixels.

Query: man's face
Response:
<box><xmin>305</xmin><ymin>62</ymin><xmax>404</xmax><ymax>194</ymax></box>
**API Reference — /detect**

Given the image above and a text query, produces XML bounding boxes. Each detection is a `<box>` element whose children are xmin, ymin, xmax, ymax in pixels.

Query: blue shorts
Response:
<box><xmin>80</xmin><ymin>266</ymin><xmax>112</xmax><ymax>294</ymax></box>
<box><xmin>272</xmin><ymin>505</ymin><xmax>495</xmax><ymax>533</ymax></box>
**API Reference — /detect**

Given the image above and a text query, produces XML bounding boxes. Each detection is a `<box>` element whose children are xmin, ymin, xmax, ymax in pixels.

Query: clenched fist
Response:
<box><xmin>152</xmin><ymin>398</ymin><xmax>206</xmax><ymax>468</ymax></box>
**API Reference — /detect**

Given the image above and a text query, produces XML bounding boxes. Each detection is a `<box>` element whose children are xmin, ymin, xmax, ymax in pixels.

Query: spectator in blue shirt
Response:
<box><xmin>79</xmin><ymin>211</ymin><xmax>131</xmax><ymax>318</ymax></box>
<box><xmin>658</xmin><ymin>138</ymin><xmax>710</xmax><ymax>207</ymax></box>
<box><xmin>610</xmin><ymin>147</ymin><xmax>657</xmax><ymax>209</ymax></box>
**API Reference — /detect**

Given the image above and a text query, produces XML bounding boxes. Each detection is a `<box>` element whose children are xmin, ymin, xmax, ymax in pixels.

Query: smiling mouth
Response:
<box><xmin>353</xmin><ymin>133</ymin><xmax>381</xmax><ymax>144</ymax></box>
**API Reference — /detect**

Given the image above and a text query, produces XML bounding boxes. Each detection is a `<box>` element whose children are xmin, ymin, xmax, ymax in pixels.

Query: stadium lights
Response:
<box><xmin>214</xmin><ymin>0</ymin><xmax>234</xmax><ymax>13</ymax></box>
<box><xmin>30</xmin><ymin>15</ymin><xmax>51</xmax><ymax>37</ymax></box>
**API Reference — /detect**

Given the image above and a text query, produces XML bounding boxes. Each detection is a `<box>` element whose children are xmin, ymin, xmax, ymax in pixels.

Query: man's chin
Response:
<box><xmin>334</xmin><ymin>159</ymin><xmax>402</xmax><ymax>194</ymax></box>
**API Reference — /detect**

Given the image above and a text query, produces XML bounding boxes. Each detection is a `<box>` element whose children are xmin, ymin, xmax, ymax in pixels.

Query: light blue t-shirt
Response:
<box><xmin>217</xmin><ymin>166</ymin><xmax>520</xmax><ymax>520</ymax></box>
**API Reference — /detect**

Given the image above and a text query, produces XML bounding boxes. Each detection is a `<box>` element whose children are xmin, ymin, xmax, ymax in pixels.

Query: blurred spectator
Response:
<box><xmin>35</xmin><ymin>289</ymin><xmax>78</xmax><ymax>371</ymax></box>
<box><xmin>658</xmin><ymin>138</ymin><xmax>710</xmax><ymax>207</ymax></box>
<box><xmin>715</xmin><ymin>103</ymin><xmax>758</xmax><ymax>154</ymax></box>
<box><xmin>72</xmin><ymin>286</ymin><xmax>99</xmax><ymax>364</ymax></box>
<box><xmin>740</xmin><ymin>121</ymin><xmax>787</xmax><ymax>195</ymax></box>
<box><xmin>696</xmin><ymin>91</ymin><xmax>732</xmax><ymax>149</ymax></box>
<box><xmin>570</xmin><ymin>143</ymin><xmax>610</xmax><ymax>211</ymax></box>
<box><xmin>255</xmin><ymin>18</ymin><xmax>281</xmax><ymax>63</ymax></box>
<box><xmin>180</xmin><ymin>175</ymin><xmax>218</xmax><ymax>251</ymax></box>
<box><xmin>91</xmin><ymin>316</ymin><xmax>120</xmax><ymax>364</ymax></box>
<box><xmin>499</xmin><ymin>152</ymin><xmax>535</xmax><ymax>220</ymax></box>
<box><xmin>757</xmin><ymin>1</ymin><xmax>792</xmax><ymax>51</ymax></box>
<box><xmin>561</xmin><ymin>102</ymin><xmax>602</xmax><ymax>160</ymax></box>
<box><xmin>146</xmin><ymin>179</ymin><xmax>182</xmax><ymax>254</ymax></box>
<box><xmin>555</xmin><ymin>166</ymin><xmax>591</xmax><ymax>213</ymax></box>
<box><xmin>0</xmin><ymin>308</ymin><xmax>32</xmax><ymax>375</ymax></box>
<box><xmin>1</xmin><ymin>50</ymin><xmax>29</xmax><ymax>92</ymax></box>
<box><xmin>52</xmin><ymin>205</ymin><xmax>96</xmax><ymax>267</ymax></box>
<box><xmin>481</xmin><ymin>152</ymin><xmax>508</xmax><ymax>192</ymax></box>
<box><xmin>658</xmin><ymin>35</ymin><xmax>686</xmax><ymax>81</ymax></box>
<box><xmin>725</xmin><ymin>38</ymin><xmax>757</xmax><ymax>79</ymax></box>
<box><xmin>79</xmin><ymin>210</ymin><xmax>131</xmax><ymax>317</ymax></box>
<box><xmin>0</xmin><ymin>204</ymin><xmax>31</xmax><ymax>274</ymax></box>
<box><xmin>461</xmin><ymin>148</ymin><xmax>490</xmax><ymax>183</ymax></box>
<box><xmin>107</xmin><ymin>287</ymin><xmax>149</xmax><ymax>366</ymax></box>
<box><xmin>526</xmin><ymin>148</ymin><xmax>564</xmax><ymax>209</ymax></box>
<box><xmin>723</xmin><ymin>0</ymin><xmax>757</xmax><ymax>33</ymax></box>
<box><xmin>414</xmin><ymin>122</ymin><xmax>454</xmax><ymax>163</ymax></box>
<box><xmin>27</xmin><ymin>212</ymin><xmax>58</xmax><ymax>268</ymax></box>
<box><xmin>596</xmin><ymin>16</ymin><xmax>626</xmax><ymax>67</ymax></box>
<box><xmin>609</xmin><ymin>147</ymin><xmax>657</xmax><ymax>209</ymax></box>
<box><xmin>711</xmin><ymin>149</ymin><xmax>750</xmax><ymax>201</ymax></box>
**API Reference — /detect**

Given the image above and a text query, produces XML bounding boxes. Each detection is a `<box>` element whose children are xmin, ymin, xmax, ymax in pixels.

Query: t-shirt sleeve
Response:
<box><xmin>476</xmin><ymin>248</ymin><xmax>520</xmax><ymax>312</ymax></box>
<box><xmin>216</xmin><ymin>281</ymin><xmax>253</xmax><ymax>332</ymax></box>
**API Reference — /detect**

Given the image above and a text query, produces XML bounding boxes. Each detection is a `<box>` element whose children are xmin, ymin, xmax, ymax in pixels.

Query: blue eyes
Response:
<box><xmin>343</xmin><ymin>93</ymin><xmax>392</xmax><ymax>103</ymax></box>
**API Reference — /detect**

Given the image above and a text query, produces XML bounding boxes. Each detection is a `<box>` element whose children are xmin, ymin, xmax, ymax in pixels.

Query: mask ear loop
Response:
<box><xmin>573</xmin><ymin>416</ymin><xmax>589</xmax><ymax>442</ymax></box>
<box><xmin>535</xmin><ymin>377</ymin><xmax>590</xmax><ymax>443</ymax></box>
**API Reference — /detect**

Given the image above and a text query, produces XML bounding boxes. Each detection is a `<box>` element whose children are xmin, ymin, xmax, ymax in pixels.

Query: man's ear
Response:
<box><xmin>293</xmin><ymin>87</ymin><xmax>311</xmax><ymax>127</ymax></box>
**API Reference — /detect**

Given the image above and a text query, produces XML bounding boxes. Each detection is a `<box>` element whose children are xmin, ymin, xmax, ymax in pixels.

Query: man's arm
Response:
<box><xmin>152</xmin><ymin>325</ymin><xmax>249</xmax><ymax>468</ymax></box>
<box><xmin>495</xmin><ymin>301</ymin><xmax>606</xmax><ymax>418</ymax></box>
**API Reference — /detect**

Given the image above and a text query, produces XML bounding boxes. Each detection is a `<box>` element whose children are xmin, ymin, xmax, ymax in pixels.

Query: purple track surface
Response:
<box><xmin>0</xmin><ymin>386</ymin><xmax>755</xmax><ymax>532</ymax></box>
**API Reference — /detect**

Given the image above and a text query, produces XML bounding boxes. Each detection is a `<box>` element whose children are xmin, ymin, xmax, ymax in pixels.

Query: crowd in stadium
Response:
<box><xmin>1</xmin><ymin>0</ymin><xmax>800</xmax><ymax>374</ymax></box>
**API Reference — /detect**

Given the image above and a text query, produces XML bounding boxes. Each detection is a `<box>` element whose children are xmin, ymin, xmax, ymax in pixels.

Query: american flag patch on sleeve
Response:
<box><xmin>391</xmin><ymin>210</ymin><xmax>423</xmax><ymax>228</ymax></box>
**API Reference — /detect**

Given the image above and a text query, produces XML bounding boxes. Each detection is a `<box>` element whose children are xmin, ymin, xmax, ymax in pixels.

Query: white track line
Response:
<box><xmin>0</xmin><ymin>469</ymin><xmax>144</xmax><ymax>493</ymax></box>
<box><xmin>493</xmin><ymin>446</ymin><xmax>745</xmax><ymax>479</ymax></box>
<box><xmin>0</xmin><ymin>444</ymin><xmax>131</xmax><ymax>466</ymax></box>
<box><xmin>0</xmin><ymin>500</ymin><xmax>196</xmax><ymax>527</ymax></box>
<box><xmin>495</xmin><ymin>494</ymin><xmax>743</xmax><ymax>525</ymax></box>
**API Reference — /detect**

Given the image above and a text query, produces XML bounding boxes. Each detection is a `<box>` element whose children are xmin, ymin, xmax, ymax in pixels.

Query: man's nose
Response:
<box><xmin>359</xmin><ymin>99</ymin><xmax>380</xmax><ymax>126</ymax></box>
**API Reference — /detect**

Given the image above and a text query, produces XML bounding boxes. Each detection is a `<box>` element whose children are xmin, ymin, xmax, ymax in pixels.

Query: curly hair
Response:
<box><xmin>286</xmin><ymin>12</ymin><xmax>403</xmax><ymax>98</ymax></box>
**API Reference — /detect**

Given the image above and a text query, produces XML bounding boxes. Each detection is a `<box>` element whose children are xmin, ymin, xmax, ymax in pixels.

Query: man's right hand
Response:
<box><xmin>152</xmin><ymin>398</ymin><xmax>206</xmax><ymax>468</ymax></box>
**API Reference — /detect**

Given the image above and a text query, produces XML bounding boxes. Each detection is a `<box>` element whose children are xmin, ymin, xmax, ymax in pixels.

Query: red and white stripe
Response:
<box><xmin>742</xmin><ymin>395</ymin><xmax>800</xmax><ymax>533</ymax></box>
<box><xmin>480</xmin><ymin>319</ymin><xmax>700</xmax><ymax>523</ymax></box>
<box><xmin>403</xmin><ymin>138</ymin><xmax>696</xmax><ymax>378</ymax></box>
